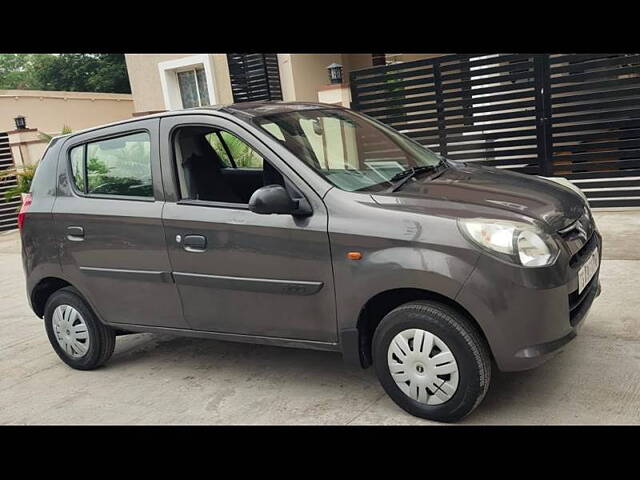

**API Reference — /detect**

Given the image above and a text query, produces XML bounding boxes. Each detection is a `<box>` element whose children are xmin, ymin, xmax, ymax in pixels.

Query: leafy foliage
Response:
<box><xmin>207</xmin><ymin>131</ymin><xmax>263</xmax><ymax>168</ymax></box>
<box><xmin>223</xmin><ymin>133</ymin><xmax>263</xmax><ymax>168</ymax></box>
<box><xmin>39</xmin><ymin>125</ymin><xmax>73</xmax><ymax>142</ymax></box>
<box><xmin>0</xmin><ymin>164</ymin><xmax>37</xmax><ymax>202</ymax></box>
<box><xmin>0</xmin><ymin>54</ymin><xmax>131</xmax><ymax>93</ymax></box>
<box><xmin>0</xmin><ymin>126</ymin><xmax>74</xmax><ymax>204</ymax></box>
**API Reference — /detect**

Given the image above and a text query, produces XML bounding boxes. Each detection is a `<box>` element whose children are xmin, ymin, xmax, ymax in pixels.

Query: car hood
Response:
<box><xmin>371</xmin><ymin>163</ymin><xmax>586</xmax><ymax>231</ymax></box>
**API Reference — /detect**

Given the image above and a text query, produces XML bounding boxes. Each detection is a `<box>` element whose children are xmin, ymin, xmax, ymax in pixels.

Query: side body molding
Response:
<box><xmin>172</xmin><ymin>272</ymin><xmax>324</xmax><ymax>296</ymax></box>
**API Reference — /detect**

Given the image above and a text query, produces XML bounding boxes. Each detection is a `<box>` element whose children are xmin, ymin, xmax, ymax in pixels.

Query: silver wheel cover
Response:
<box><xmin>387</xmin><ymin>328</ymin><xmax>459</xmax><ymax>405</ymax></box>
<box><xmin>52</xmin><ymin>305</ymin><xmax>90</xmax><ymax>358</ymax></box>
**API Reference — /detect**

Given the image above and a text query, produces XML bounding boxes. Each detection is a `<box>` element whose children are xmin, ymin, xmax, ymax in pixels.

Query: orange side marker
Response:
<box><xmin>347</xmin><ymin>251</ymin><xmax>363</xmax><ymax>260</ymax></box>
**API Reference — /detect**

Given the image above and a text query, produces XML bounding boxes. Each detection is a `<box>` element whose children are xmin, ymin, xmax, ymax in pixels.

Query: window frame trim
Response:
<box><xmin>158</xmin><ymin>55</ymin><xmax>217</xmax><ymax>110</ymax></box>
<box><xmin>66</xmin><ymin>129</ymin><xmax>156</xmax><ymax>202</ymax></box>
<box><xmin>176</xmin><ymin>199</ymin><xmax>250</xmax><ymax>210</ymax></box>
<box><xmin>215</xmin><ymin>130</ymin><xmax>237</xmax><ymax>168</ymax></box>
<box><xmin>158</xmin><ymin>112</ymin><xmax>332</xmax><ymax>204</ymax></box>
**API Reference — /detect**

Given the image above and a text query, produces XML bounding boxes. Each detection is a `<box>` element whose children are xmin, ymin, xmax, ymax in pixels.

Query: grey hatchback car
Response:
<box><xmin>20</xmin><ymin>101</ymin><xmax>601</xmax><ymax>422</ymax></box>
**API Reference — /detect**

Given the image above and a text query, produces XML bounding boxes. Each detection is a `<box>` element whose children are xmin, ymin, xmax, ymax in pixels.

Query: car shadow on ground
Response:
<box><xmin>105</xmin><ymin>331</ymin><xmax>570</xmax><ymax>424</ymax></box>
<box><xmin>107</xmin><ymin>332</ymin><xmax>379</xmax><ymax>386</ymax></box>
<box><xmin>466</xmin><ymin>349</ymin><xmax>580</xmax><ymax>424</ymax></box>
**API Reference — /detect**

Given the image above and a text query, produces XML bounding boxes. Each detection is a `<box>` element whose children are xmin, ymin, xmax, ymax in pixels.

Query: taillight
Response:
<box><xmin>18</xmin><ymin>193</ymin><xmax>32</xmax><ymax>230</ymax></box>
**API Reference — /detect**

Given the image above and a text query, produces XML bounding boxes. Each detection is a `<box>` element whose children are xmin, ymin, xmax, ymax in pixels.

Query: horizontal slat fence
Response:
<box><xmin>0</xmin><ymin>132</ymin><xmax>19</xmax><ymax>231</ymax></box>
<box><xmin>227</xmin><ymin>54</ymin><xmax>283</xmax><ymax>103</ymax></box>
<box><xmin>547</xmin><ymin>54</ymin><xmax>640</xmax><ymax>208</ymax></box>
<box><xmin>350</xmin><ymin>54</ymin><xmax>640</xmax><ymax>208</ymax></box>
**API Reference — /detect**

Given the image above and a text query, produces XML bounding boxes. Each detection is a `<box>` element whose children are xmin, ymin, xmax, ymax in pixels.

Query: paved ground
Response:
<box><xmin>1</xmin><ymin>211</ymin><xmax>639</xmax><ymax>425</ymax></box>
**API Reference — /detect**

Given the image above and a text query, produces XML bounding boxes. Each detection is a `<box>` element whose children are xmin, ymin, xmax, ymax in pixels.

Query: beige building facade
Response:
<box><xmin>124</xmin><ymin>53</ymin><xmax>442</xmax><ymax>114</ymax></box>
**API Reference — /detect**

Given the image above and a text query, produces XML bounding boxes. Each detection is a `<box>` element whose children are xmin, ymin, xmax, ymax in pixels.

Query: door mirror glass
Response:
<box><xmin>248</xmin><ymin>185</ymin><xmax>298</xmax><ymax>215</ymax></box>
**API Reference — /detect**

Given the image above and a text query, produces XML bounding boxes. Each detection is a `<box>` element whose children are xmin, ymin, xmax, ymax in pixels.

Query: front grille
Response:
<box><xmin>567</xmin><ymin>229</ymin><xmax>600</xmax><ymax>327</ymax></box>
<box><xmin>569</xmin><ymin>233</ymin><xmax>598</xmax><ymax>269</ymax></box>
<box><xmin>557</xmin><ymin>208</ymin><xmax>597</xmax><ymax>269</ymax></box>
<box><xmin>568</xmin><ymin>272</ymin><xmax>599</xmax><ymax>327</ymax></box>
<box><xmin>559</xmin><ymin>209</ymin><xmax>600</xmax><ymax>328</ymax></box>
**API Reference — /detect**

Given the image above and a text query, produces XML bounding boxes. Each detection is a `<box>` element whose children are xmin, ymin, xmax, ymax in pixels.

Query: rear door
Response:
<box><xmin>158</xmin><ymin>114</ymin><xmax>337</xmax><ymax>343</ymax></box>
<box><xmin>53</xmin><ymin>119</ymin><xmax>186</xmax><ymax>329</ymax></box>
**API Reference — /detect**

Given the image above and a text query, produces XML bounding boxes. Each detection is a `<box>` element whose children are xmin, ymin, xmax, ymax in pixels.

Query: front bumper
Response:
<box><xmin>456</xmin><ymin>231</ymin><xmax>602</xmax><ymax>372</ymax></box>
<box><xmin>513</xmin><ymin>276</ymin><xmax>600</xmax><ymax>363</ymax></box>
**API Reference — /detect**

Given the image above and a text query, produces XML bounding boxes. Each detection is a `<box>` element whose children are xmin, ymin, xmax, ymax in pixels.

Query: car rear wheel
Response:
<box><xmin>44</xmin><ymin>287</ymin><xmax>116</xmax><ymax>370</ymax></box>
<box><xmin>372</xmin><ymin>301</ymin><xmax>491</xmax><ymax>423</ymax></box>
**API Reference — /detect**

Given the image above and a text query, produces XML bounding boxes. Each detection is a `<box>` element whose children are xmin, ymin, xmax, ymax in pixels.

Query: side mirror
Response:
<box><xmin>249</xmin><ymin>185</ymin><xmax>300</xmax><ymax>215</ymax></box>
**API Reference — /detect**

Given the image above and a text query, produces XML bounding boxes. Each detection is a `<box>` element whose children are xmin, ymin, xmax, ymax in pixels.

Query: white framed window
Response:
<box><xmin>158</xmin><ymin>55</ymin><xmax>218</xmax><ymax>110</ymax></box>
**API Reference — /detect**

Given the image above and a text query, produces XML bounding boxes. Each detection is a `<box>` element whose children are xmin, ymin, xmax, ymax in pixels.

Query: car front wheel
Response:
<box><xmin>373</xmin><ymin>301</ymin><xmax>491</xmax><ymax>423</ymax></box>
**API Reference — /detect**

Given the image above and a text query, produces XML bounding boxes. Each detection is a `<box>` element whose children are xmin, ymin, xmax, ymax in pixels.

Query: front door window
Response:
<box><xmin>173</xmin><ymin>126</ymin><xmax>275</xmax><ymax>204</ymax></box>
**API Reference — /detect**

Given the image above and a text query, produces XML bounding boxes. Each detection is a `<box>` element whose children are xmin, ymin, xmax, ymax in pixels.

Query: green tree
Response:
<box><xmin>0</xmin><ymin>54</ymin><xmax>131</xmax><ymax>93</ymax></box>
<box><xmin>0</xmin><ymin>54</ymin><xmax>45</xmax><ymax>89</ymax></box>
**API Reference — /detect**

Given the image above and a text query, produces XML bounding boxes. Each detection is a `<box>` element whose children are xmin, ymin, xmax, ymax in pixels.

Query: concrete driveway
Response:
<box><xmin>1</xmin><ymin>211</ymin><xmax>639</xmax><ymax>425</ymax></box>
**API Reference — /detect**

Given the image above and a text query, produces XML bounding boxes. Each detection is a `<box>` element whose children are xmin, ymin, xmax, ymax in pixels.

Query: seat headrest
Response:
<box><xmin>177</xmin><ymin>128</ymin><xmax>216</xmax><ymax>165</ymax></box>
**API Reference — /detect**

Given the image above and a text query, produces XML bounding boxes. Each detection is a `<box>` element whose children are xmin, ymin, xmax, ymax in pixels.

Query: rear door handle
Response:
<box><xmin>66</xmin><ymin>226</ymin><xmax>85</xmax><ymax>241</ymax></box>
<box><xmin>182</xmin><ymin>234</ymin><xmax>207</xmax><ymax>252</ymax></box>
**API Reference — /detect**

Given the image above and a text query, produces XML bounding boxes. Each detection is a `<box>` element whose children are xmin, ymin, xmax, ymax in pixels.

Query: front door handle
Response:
<box><xmin>66</xmin><ymin>226</ymin><xmax>85</xmax><ymax>241</ymax></box>
<box><xmin>183</xmin><ymin>234</ymin><xmax>207</xmax><ymax>252</ymax></box>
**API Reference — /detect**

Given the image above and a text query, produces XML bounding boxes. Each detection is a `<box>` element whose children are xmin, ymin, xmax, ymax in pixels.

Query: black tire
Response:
<box><xmin>372</xmin><ymin>301</ymin><xmax>491</xmax><ymax>423</ymax></box>
<box><xmin>44</xmin><ymin>287</ymin><xmax>116</xmax><ymax>370</ymax></box>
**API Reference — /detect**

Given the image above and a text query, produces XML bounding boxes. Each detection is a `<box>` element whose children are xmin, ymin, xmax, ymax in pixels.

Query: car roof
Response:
<box><xmin>219</xmin><ymin>101</ymin><xmax>343</xmax><ymax>118</ymax></box>
<box><xmin>61</xmin><ymin>101</ymin><xmax>343</xmax><ymax>140</ymax></box>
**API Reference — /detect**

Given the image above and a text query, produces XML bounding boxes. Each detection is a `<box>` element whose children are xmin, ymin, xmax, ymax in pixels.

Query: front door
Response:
<box><xmin>159</xmin><ymin>115</ymin><xmax>337</xmax><ymax>343</ymax></box>
<box><xmin>53</xmin><ymin>119</ymin><xmax>186</xmax><ymax>329</ymax></box>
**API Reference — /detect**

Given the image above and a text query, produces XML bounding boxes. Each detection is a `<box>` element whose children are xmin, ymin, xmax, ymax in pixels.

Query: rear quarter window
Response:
<box><xmin>29</xmin><ymin>141</ymin><xmax>60</xmax><ymax>196</ymax></box>
<box><xmin>69</xmin><ymin>146</ymin><xmax>85</xmax><ymax>192</ymax></box>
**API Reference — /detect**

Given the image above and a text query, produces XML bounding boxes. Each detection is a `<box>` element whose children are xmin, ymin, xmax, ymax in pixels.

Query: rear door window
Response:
<box><xmin>69</xmin><ymin>132</ymin><xmax>153</xmax><ymax>198</ymax></box>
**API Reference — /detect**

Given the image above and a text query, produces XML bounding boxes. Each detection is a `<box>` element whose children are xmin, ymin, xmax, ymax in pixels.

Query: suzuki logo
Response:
<box><xmin>575</xmin><ymin>221</ymin><xmax>587</xmax><ymax>241</ymax></box>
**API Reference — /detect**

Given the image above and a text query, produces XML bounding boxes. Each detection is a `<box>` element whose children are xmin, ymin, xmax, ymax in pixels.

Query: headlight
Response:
<box><xmin>458</xmin><ymin>218</ymin><xmax>558</xmax><ymax>267</ymax></box>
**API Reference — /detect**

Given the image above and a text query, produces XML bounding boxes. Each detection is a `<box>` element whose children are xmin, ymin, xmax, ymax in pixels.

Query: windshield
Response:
<box><xmin>253</xmin><ymin>108</ymin><xmax>444</xmax><ymax>192</ymax></box>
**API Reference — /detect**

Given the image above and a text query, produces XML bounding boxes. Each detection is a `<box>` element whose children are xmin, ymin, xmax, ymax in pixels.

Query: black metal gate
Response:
<box><xmin>350</xmin><ymin>54</ymin><xmax>640</xmax><ymax>208</ymax></box>
<box><xmin>227</xmin><ymin>54</ymin><xmax>283</xmax><ymax>103</ymax></box>
<box><xmin>0</xmin><ymin>132</ymin><xmax>19</xmax><ymax>231</ymax></box>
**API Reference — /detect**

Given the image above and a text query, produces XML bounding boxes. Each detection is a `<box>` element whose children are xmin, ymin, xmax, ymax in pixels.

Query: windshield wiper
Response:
<box><xmin>390</xmin><ymin>161</ymin><xmax>446</xmax><ymax>192</ymax></box>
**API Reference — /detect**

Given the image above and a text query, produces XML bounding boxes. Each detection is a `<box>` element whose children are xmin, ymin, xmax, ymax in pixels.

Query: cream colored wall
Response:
<box><xmin>342</xmin><ymin>54</ymin><xmax>375</xmax><ymax>74</ymax></box>
<box><xmin>283</xmin><ymin>54</ymin><xmax>344</xmax><ymax>102</ymax></box>
<box><xmin>317</xmin><ymin>86</ymin><xmax>351</xmax><ymax>107</ymax></box>
<box><xmin>277</xmin><ymin>54</ymin><xmax>297</xmax><ymax>102</ymax></box>
<box><xmin>125</xmin><ymin>54</ymin><xmax>191</xmax><ymax>112</ymax></box>
<box><xmin>7</xmin><ymin>129</ymin><xmax>48</xmax><ymax>167</ymax></box>
<box><xmin>211</xmin><ymin>54</ymin><xmax>234</xmax><ymax>105</ymax></box>
<box><xmin>0</xmin><ymin>90</ymin><xmax>134</xmax><ymax>135</ymax></box>
<box><xmin>125</xmin><ymin>54</ymin><xmax>234</xmax><ymax>112</ymax></box>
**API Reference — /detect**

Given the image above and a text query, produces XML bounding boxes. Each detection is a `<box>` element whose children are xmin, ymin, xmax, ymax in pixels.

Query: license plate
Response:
<box><xmin>578</xmin><ymin>247</ymin><xmax>599</xmax><ymax>295</ymax></box>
